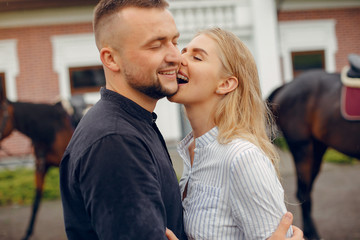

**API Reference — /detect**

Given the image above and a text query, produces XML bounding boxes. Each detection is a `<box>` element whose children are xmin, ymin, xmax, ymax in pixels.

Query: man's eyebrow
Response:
<box><xmin>145</xmin><ymin>32</ymin><xmax>180</xmax><ymax>45</ymax></box>
<box><xmin>181</xmin><ymin>47</ymin><xmax>208</xmax><ymax>56</ymax></box>
<box><xmin>145</xmin><ymin>36</ymin><xmax>166</xmax><ymax>45</ymax></box>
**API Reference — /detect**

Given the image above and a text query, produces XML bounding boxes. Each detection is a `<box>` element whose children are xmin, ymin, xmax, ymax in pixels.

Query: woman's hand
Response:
<box><xmin>268</xmin><ymin>212</ymin><xmax>304</xmax><ymax>240</ymax></box>
<box><xmin>166</xmin><ymin>228</ymin><xmax>179</xmax><ymax>240</ymax></box>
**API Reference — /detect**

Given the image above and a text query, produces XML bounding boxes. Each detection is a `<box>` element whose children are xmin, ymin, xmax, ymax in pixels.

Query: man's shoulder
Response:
<box><xmin>65</xmin><ymin>102</ymin><xmax>146</xmax><ymax>158</ymax></box>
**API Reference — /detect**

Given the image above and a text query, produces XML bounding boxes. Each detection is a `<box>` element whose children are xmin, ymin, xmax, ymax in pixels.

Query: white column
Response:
<box><xmin>250</xmin><ymin>0</ymin><xmax>282</xmax><ymax>98</ymax></box>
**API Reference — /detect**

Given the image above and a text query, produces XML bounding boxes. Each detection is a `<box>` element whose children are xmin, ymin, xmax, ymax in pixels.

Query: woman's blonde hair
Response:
<box><xmin>196</xmin><ymin>27</ymin><xmax>279</xmax><ymax>171</ymax></box>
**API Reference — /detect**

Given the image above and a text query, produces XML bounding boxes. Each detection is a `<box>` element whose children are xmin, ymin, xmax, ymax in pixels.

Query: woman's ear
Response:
<box><xmin>216</xmin><ymin>76</ymin><xmax>238</xmax><ymax>95</ymax></box>
<box><xmin>100</xmin><ymin>47</ymin><xmax>120</xmax><ymax>72</ymax></box>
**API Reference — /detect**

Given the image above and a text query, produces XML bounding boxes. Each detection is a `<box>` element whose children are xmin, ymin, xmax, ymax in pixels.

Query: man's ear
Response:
<box><xmin>100</xmin><ymin>47</ymin><xmax>120</xmax><ymax>72</ymax></box>
<box><xmin>216</xmin><ymin>76</ymin><xmax>238</xmax><ymax>95</ymax></box>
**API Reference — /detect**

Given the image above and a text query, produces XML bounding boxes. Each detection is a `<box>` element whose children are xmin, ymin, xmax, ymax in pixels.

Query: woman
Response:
<box><xmin>168</xmin><ymin>28</ymin><xmax>293</xmax><ymax>239</ymax></box>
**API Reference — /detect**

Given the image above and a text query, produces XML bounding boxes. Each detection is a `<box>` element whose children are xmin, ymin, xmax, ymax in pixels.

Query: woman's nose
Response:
<box><xmin>180</xmin><ymin>55</ymin><xmax>188</xmax><ymax>66</ymax></box>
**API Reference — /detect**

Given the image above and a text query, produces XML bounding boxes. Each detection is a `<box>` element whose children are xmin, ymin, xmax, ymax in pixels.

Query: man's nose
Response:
<box><xmin>165</xmin><ymin>43</ymin><xmax>181</xmax><ymax>64</ymax></box>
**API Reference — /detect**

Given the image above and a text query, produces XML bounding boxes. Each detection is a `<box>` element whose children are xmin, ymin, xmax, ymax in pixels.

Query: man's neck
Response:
<box><xmin>106</xmin><ymin>83</ymin><xmax>158</xmax><ymax>112</ymax></box>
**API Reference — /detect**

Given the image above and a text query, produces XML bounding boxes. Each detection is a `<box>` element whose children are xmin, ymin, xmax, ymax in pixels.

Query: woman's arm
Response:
<box><xmin>229</xmin><ymin>147</ymin><xmax>293</xmax><ymax>238</ymax></box>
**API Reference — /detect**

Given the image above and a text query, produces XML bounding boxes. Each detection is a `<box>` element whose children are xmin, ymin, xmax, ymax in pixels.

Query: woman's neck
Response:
<box><xmin>185</xmin><ymin>103</ymin><xmax>216</xmax><ymax>139</ymax></box>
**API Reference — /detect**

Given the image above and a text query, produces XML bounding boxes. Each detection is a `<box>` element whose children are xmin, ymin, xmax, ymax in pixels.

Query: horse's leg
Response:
<box><xmin>291</xmin><ymin>139</ymin><xmax>326</xmax><ymax>240</ymax></box>
<box><xmin>22</xmin><ymin>153</ymin><xmax>48</xmax><ymax>240</ymax></box>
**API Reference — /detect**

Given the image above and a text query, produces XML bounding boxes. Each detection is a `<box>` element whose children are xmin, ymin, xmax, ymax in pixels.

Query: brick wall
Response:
<box><xmin>0</xmin><ymin>22</ymin><xmax>93</xmax><ymax>157</ymax></box>
<box><xmin>278</xmin><ymin>7</ymin><xmax>360</xmax><ymax>72</ymax></box>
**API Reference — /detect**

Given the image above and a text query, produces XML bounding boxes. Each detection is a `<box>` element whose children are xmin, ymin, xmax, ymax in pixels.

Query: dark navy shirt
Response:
<box><xmin>60</xmin><ymin>88</ymin><xmax>186</xmax><ymax>240</ymax></box>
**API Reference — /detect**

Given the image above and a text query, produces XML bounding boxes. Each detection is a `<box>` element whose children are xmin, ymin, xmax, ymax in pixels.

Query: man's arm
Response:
<box><xmin>268</xmin><ymin>212</ymin><xmax>304</xmax><ymax>240</ymax></box>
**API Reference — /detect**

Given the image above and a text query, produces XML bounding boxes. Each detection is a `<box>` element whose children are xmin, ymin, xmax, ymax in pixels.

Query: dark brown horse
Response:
<box><xmin>0</xmin><ymin>90</ymin><xmax>75</xmax><ymax>240</ymax></box>
<box><xmin>268</xmin><ymin>61</ymin><xmax>360</xmax><ymax>239</ymax></box>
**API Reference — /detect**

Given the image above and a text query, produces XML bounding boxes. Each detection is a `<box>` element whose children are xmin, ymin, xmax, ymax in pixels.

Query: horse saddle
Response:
<box><xmin>340</xmin><ymin>53</ymin><xmax>360</xmax><ymax>121</ymax></box>
<box><xmin>347</xmin><ymin>53</ymin><xmax>360</xmax><ymax>78</ymax></box>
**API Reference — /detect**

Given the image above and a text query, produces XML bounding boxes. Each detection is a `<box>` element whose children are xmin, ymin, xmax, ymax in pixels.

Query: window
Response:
<box><xmin>69</xmin><ymin>66</ymin><xmax>105</xmax><ymax>94</ymax></box>
<box><xmin>291</xmin><ymin>50</ymin><xmax>325</xmax><ymax>78</ymax></box>
<box><xmin>0</xmin><ymin>72</ymin><xmax>6</xmax><ymax>99</ymax></box>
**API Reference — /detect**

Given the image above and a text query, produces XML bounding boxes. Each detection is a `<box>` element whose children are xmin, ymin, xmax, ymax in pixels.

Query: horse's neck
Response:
<box><xmin>11</xmin><ymin>102</ymin><xmax>34</xmax><ymax>137</ymax></box>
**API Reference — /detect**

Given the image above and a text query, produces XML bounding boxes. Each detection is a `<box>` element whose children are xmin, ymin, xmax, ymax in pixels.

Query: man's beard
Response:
<box><xmin>124</xmin><ymin>70</ymin><xmax>178</xmax><ymax>100</ymax></box>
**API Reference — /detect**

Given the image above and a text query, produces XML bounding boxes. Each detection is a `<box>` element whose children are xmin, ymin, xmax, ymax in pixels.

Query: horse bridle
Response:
<box><xmin>0</xmin><ymin>101</ymin><xmax>9</xmax><ymax>140</ymax></box>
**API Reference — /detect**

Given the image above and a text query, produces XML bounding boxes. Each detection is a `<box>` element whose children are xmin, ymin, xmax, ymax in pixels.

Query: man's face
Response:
<box><xmin>114</xmin><ymin>7</ymin><xmax>181</xmax><ymax>99</ymax></box>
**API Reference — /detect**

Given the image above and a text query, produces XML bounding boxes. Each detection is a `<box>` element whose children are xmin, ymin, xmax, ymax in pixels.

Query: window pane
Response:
<box><xmin>291</xmin><ymin>50</ymin><xmax>325</xmax><ymax>77</ymax></box>
<box><xmin>69</xmin><ymin>66</ymin><xmax>105</xmax><ymax>94</ymax></box>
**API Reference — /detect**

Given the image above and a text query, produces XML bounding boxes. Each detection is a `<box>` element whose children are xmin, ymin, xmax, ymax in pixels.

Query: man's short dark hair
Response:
<box><xmin>94</xmin><ymin>0</ymin><xmax>169</xmax><ymax>31</ymax></box>
<box><xmin>93</xmin><ymin>0</ymin><xmax>169</xmax><ymax>49</ymax></box>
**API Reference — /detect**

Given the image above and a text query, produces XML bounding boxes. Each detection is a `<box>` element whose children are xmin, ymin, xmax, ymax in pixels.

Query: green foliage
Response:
<box><xmin>273</xmin><ymin>137</ymin><xmax>357</xmax><ymax>164</ymax></box>
<box><xmin>0</xmin><ymin>167</ymin><xmax>60</xmax><ymax>206</ymax></box>
<box><xmin>323</xmin><ymin>148</ymin><xmax>357</xmax><ymax>164</ymax></box>
<box><xmin>273</xmin><ymin>137</ymin><xmax>289</xmax><ymax>151</ymax></box>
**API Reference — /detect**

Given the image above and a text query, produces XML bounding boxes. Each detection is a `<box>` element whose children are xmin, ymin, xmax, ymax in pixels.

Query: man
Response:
<box><xmin>60</xmin><ymin>0</ymin><xmax>303</xmax><ymax>239</ymax></box>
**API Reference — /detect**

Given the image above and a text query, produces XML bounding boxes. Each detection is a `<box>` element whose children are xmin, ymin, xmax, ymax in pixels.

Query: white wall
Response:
<box><xmin>0</xmin><ymin>39</ymin><xmax>19</xmax><ymax>101</ymax></box>
<box><xmin>250</xmin><ymin>0</ymin><xmax>282</xmax><ymax>98</ymax></box>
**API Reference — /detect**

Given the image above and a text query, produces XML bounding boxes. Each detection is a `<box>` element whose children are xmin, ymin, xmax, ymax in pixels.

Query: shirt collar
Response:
<box><xmin>178</xmin><ymin>126</ymin><xmax>218</xmax><ymax>151</ymax></box>
<box><xmin>195</xmin><ymin>126</ymin><xmax>218</xmax><ymax>148</ymax></box>
<box><xmin>100</xmin><ymin>87</ymin><xmax>156</xmax><ymax>125</ymax></box>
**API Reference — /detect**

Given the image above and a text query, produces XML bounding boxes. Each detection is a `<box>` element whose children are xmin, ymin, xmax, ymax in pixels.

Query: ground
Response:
<box><xmin>0</xmin><ymin>148</ymin><xmax>359</xmax><ymax>240</ymax></box>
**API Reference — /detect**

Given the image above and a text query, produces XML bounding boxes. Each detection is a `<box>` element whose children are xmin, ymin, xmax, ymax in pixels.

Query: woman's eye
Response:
<box><xmin>193</xmin><ymin>56</ymin><xmax>202</xmax><ymax>61</ymax></box>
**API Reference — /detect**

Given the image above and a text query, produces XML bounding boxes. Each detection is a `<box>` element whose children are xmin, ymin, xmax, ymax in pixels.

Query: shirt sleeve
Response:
<box><xmin>229</xmin><ymin>147</ymin><xmax>292</xmax><ymax>239</ymax></box>
<box><xmin>78</xmin><ymin>134</ymin><xmax>168</xmax><ymax>240</ymax></box>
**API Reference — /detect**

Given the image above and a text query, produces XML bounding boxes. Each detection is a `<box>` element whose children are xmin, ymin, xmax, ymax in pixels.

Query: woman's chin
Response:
<box><xmin>167</xmin><ymin>93</ymin><xmax>182</xmax><ymax>103</ymax></box>
<box><xmin>167</xmin><ymin>94</ymin><xmax>177</xmax><ymax>103</ymax></box>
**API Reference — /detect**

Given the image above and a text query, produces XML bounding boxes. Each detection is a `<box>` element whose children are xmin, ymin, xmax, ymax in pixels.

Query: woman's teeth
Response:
<box><xmin>177</xmin><ymin>74</ymin><xmax>189</xmax><ymax>84</ymax></box>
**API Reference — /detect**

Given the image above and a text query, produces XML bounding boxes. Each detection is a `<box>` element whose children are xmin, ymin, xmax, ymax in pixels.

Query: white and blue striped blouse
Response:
<box><xmin>177</xmin><ymin>127</ymin><xmax>292</xmax><ymax>240</ymax></box>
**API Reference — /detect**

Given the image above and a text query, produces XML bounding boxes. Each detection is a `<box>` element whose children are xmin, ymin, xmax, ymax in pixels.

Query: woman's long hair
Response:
<box><xmin>197</xmin><ymin>28</ymin><xmax>280</xmax><ymax>171</ymax></box>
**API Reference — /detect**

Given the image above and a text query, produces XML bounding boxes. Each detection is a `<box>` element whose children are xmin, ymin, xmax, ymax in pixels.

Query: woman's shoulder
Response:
<box><xmin>224</xmin><ymin>138</ymin><xmax>272</xmax><ymax>168</ymax></box>
<box><xmin>227</xmin><ymin>138</ymin><xmax>263</xmax><ymax>156</ymax></box>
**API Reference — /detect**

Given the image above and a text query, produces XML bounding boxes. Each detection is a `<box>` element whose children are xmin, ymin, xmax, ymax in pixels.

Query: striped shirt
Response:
<box><xmin>177</xmin><ymin>127</ymin><xmax>292</xmax><ymax>240</ymax></box>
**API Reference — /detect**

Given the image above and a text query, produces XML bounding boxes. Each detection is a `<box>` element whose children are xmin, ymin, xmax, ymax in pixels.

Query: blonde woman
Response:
<box><xmin>168</xmin><ymin>28</ymin><xmax>295</xmax><ymax>239</ymax></box>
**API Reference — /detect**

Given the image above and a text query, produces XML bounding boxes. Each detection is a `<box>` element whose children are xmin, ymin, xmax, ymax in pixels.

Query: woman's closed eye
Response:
<box><xmin>193</xmin><ymin>55</ymin><xmax>202</xmax><ymax>61</ymax></box>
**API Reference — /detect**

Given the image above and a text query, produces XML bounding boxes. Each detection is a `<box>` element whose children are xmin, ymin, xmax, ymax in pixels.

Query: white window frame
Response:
<box><xmin>51</xmin><ymin>33</ymin><xmax>101</xmax><ymax>104</ymax></box>
<box><xmin>0</xmin><ymin>39</ymin><xmax>19</xmax><ymax>101</ymax></box>
<box><xmin>279</xmin><ymin>19</ymin><xmax>337</xmax><ymax>82</ymax></box>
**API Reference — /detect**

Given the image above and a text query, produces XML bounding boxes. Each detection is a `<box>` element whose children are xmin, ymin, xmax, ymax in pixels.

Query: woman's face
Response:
<box><xmin>168</xmin><ymin>34</ymin><xmax>225</xmax><ymax>106</ymax></box>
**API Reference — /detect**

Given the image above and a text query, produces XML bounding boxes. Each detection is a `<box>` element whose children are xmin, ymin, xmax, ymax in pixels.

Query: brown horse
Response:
<box><xmin>268</xmin><ymin>63</ymin><xmax>360</xmax><ymax>238</ymax></box>
<box><xmin>0</xmin><ymin>90</ymin><xmax>75</xmax><ymax>240</ymax></box>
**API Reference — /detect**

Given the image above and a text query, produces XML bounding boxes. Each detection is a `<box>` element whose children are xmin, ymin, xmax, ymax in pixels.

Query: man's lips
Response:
<box><xmin>158</xmin><ymin>69</ymin><xmax>177</xmax><ymax>76</ymax></box>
